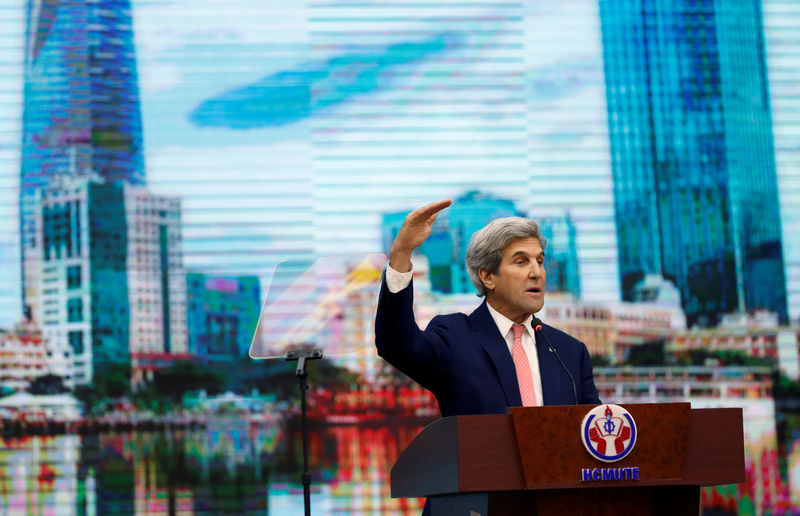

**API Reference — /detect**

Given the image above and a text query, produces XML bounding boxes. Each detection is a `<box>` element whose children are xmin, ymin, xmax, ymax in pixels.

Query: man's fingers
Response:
<box><xmin>426</xmin><ymin>210</ymin><xmax>444</xmax><ymax>226</ymax></box>
<box><xmin>410</xmin><ymin>199</ymin><xmax>452</xmax><ymax>223</ymax></box>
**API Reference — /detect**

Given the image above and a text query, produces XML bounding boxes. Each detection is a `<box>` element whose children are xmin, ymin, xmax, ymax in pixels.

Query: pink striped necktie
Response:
<box><xmin>511</xmin><ymin>324</ymin><xmax>537</xmax><ymax>406</ymax></box>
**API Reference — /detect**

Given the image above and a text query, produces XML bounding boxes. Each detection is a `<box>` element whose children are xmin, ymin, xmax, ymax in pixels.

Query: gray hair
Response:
<box><xmin>465</xmin><ymin>217</ymin><xmax>547</xmax><ymax>296</ymax></box>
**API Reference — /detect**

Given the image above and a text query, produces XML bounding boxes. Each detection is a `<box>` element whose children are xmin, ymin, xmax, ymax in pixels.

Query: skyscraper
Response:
<box><xmin>125</xmin><ymin>185</ymin><xmax>187</xmax><ymax>358</ymax></box>
<box><xmin>20</xmin><ymin>0</ymin><xmax>146</xmax><ymax>318</ymax></box>
<box><xmin>34</xmin><ymin>174</ymin><xmax>130</xmax><ymax>384</ymax></box>
<box><xmin>186</xmin><ymin>274</ymin><xmax>260</xmax><ymax>360</ymax></box>
<box><xmin>16</xmin><ymin>1</ymin><xmax>192</xmax><ymax>385</ymax></box>
<box><xmin>540</xmin><ymin>214</ymin><xmax>581</xmax><ymax>298</ymax></box>
<box><xmin>31</xmin><ymin>174</ymin><xmax>186</xmax><ymax>385</ymax></box>
<box><xmin>599</xmin><ymin>0</ymin><xmax>788</xmax><ymax>326</ymax></box>
<box><xmin>762</xmin><ymin>0</ymin><xmax>800</xmax><ymax>324</ymax></box>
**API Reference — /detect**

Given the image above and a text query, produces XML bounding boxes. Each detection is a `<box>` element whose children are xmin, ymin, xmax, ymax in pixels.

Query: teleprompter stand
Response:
<box><xmin>284</xmin><ymin>349</ymin><xmax>323</xmax><ymax>516</ymax></box>
<box><xmin>249</xmin><ymin>253</ymin><xmax>386</xmax><ymax>515</ymax></box>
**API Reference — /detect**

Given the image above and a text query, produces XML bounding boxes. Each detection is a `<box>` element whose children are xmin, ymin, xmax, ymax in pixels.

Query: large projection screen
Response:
<box><xmin>0</xmin><ymin>0</ymin><xmax>799</xmax><ymax>514</ymax></box>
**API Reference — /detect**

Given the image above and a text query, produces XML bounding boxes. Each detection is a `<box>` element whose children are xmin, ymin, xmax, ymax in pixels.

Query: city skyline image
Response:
<box><xmin>0</xmin><ymin>0</ymin><xmax>799</xmax><ymax>514</ymax></box>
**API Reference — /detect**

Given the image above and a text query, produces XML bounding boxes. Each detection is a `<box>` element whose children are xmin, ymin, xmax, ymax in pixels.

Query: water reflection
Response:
<box><xmin>288</xmin><ymin>425</ymin><xmax>427</xmax><ymax>514</ymax></box>
<box><xmin>0</xmin><ymin>434</ymin><xmax>81</xmax><ymax>516</ymax></box>
<box><xmin>0</xmin><ymin>420</ymin><xmax>427</xmax><ymax>515</ymax></box>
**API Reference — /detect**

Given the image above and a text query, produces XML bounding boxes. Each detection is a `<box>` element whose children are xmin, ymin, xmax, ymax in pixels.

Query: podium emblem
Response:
<box><xmin>581</xmin><ymin>404</ymin><xmax>637</xmax><ymax>462</ymax></box>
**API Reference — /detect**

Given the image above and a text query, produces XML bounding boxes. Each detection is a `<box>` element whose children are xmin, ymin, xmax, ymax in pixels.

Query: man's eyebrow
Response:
<box><xmin>512</xmin><ymin>251</ymin><xmax>545</xmax><ymax>260</ymax></box>
<box><xmin>511</xmin><ymin>250</ymin><xmax>544</xmax><ymax>258</ymax></box>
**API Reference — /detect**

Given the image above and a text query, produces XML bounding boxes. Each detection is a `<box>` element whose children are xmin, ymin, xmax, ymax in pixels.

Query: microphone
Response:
<box><xmin>532</xmin><ymin>317</ymin><xmax>578</xmax><ymax>405</ymax></box>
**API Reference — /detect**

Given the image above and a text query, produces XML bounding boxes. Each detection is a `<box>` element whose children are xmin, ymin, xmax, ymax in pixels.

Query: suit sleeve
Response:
<box><xmin>374</xmin><ymin>275</ymin><xmax>453</xmax><ymax>394</ymax></box>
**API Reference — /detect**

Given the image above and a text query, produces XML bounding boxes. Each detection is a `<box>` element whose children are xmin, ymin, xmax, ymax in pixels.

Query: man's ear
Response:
<box><xmin>478</xmin><ymin>269</ymin><xmax>494</xmax><ymax>291</ymax></box>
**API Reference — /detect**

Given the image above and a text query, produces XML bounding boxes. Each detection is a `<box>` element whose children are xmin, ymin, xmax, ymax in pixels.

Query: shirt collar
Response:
<box><xmin>485</xmin><ymin>301</ymin><xmax>534</xmax><ymax>338</ymax></box>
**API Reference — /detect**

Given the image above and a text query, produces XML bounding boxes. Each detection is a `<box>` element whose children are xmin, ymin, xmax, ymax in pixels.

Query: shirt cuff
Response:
<box><xmin>385</xmin><ymin>263</ymin><xmax>413</xmax><ymax>293</ymax></box>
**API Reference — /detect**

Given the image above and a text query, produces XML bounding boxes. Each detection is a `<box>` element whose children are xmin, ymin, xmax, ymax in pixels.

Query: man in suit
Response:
<box><xmin>375</xmin><ymin>199</ymin><xmax>601</xmax><ymax>417</ymax></box>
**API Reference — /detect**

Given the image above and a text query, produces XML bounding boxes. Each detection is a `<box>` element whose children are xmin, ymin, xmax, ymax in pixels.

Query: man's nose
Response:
<box><xmin>528</xmin><ymin>262</ymin><xmax>543</xmax><ymax>277</ymax></box>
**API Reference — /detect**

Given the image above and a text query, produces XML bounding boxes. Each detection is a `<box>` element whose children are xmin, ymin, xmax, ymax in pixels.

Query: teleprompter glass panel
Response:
<box><xmin>249</xmin><ymin>253</ymin><xmax>386</xmax><ymax>359</ymax></box>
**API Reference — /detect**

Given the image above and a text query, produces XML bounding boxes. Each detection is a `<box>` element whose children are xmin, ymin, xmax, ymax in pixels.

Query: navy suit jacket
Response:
<box><xmin>375</xmin><ymin>277</ymin><xmax>601</xmax><ymax>416</ymax></box>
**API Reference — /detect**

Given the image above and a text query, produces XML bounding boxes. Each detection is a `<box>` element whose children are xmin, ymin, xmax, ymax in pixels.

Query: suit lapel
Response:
<box><xmin>468</xmin><ymin>301</ymin><xmax>522</xmax><ymax>407</ymax></box>
<box><xmin>535</xmin><ymin>327</ymin><xmax>556</xmax><ymax>405</ymax></box>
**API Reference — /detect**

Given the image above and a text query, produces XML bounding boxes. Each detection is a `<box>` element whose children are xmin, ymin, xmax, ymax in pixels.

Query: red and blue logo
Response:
<box><xmin>580</xmin><ymin>404</ymin><xmax>637</xmax><ymax>463</ymax></box>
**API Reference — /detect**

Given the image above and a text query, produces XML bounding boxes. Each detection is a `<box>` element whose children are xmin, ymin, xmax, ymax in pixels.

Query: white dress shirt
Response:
<box><xmin>385</xmin><ymin>264</ymin><xmax>544</xmax><ymax>406</ymax></box>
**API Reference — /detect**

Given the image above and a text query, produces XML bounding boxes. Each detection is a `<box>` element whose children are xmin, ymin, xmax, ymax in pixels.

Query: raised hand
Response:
<box><xmin>389</xmin><ymin>199</ymin><xmax>452</xmax><ymax>272</ymax></box>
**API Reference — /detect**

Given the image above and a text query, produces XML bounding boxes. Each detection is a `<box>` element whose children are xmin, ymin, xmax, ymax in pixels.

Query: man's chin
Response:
<box><xmin>523</xmin><ymin>301</ymin><xmax>544</xmax><ymax>314</ymax></box>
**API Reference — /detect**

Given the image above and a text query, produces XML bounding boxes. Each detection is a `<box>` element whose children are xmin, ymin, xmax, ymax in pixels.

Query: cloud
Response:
<box><xmin>138</xmin><ymin>62</ymin><xmax>183</xmax><ymax>95</ymax></box>
<box><xmin>528</xmin><ymin>58</ymin><xmax>604</xmax><ymax>101</ymax></box>
<box><xmin>187</xmin><ymin>32</ymin><xmax>465</xmax><ymax>129</ymax></box>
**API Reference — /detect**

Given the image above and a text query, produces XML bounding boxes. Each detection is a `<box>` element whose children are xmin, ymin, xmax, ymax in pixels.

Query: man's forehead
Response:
<box><xmin>503</xmin><ymin>237</ymin><xmax>543</xmax><ymax>255</ymax></box>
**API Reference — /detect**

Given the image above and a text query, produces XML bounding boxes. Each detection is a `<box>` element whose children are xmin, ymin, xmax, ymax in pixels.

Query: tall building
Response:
<box><xmin>125</xmin><ymin>186</ymin><xmax>187</xmax><ymax>358</ymax></box>
<box><xmin>186</xmin><ymin>274</ymin><xmax>260</xmax><ymax>360</ymax></box>
<box><xmin>762</xmin><ymin>0</ymin><xmax>800</xmax><ymax>324</ymax></box>
<box><xmin>34</xmin><ymin>174</ymin><xmax>129</xmax><ymax>384</ymax></box>
<box><xmin>20</xmin><ymin>0</ymin><xmax>146</xmax><ymax>320</ymax></box>
<box><xmin>540</xmin><ymin>214</ymin><xmax>581</xmax><ymax>298</ymax></box>
<box><xmin>31</xmin><ymin>174</ymin><xmax>185</xmax><ymax>385</ymax></box>
<box><xmin>599</xmin><ymin>0</ymin><xmax>788</xmax><ymax>326</ymax></box>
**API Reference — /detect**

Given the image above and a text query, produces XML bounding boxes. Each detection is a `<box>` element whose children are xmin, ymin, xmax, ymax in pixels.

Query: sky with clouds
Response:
<box><xmin>0</xmin><ymin>0</ymin><xmax>796</xmax><ymax>327</ymax></box>
<box><xmin>0</xmin><ymin>0</ymin><xmax>655</xmax><ymax>326</ymax></box>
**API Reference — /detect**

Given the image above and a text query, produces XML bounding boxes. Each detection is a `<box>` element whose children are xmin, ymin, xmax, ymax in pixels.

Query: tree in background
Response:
<box><xmin>28</xmin><ymin>373</ymin><xmax>69</xmax><ymax>395</ymax></box>
<box><xmin>152</xmin><ymin>360</ymin><xmax>226</xmax><ymax>404</ymax></box>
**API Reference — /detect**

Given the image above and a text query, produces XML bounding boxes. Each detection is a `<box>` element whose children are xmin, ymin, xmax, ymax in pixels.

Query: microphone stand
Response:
<box><xmin>533</xmin><ymin>319</ymin><xmax>578</xmax><ymax>405</ymax></box>
<box><xmin>284</xmin><ymin>349</ymin><xmax>323</xmax><ymax>516</ymax></box>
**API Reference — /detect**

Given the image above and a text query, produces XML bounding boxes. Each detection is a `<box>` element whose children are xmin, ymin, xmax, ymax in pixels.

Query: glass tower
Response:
<box><xmin>763</xmin><ymin>0</ymin><xmax>800</xmax><ymax>324</ymax></box>
<box><xmin>599</xmin><ymin>0</ymin><xmax>787</xmax><ymax>325</ymax></box>
<box><xmin>20</xmin><ymin>0</ymin><xmax>145</xmax><ymax>316</ymax></box>
<box><xmin>186</xmin><ymin>274</ymin><xmax>261</xmax><ymax>360</ymax></box>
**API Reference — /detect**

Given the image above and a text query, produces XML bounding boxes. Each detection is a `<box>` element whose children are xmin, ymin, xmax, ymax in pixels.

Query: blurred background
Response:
<box><xmin>0</xmin><ymin>0</ymin><xmax>799</xmax><ymax>514</ymax></box>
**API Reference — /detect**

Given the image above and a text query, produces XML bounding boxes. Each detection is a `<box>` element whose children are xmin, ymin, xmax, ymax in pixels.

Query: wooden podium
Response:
<box><xmin>391</xmin><ymin>403</ymin><xmax>744</xmax><ymax>515</ymax></box>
